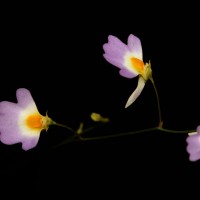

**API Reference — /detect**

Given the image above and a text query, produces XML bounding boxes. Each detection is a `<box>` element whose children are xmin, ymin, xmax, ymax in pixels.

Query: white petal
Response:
<box><xmin>188</xmin><ymin>132</ymin><xmax>198</xmax><ymax>136</ymax></box>
<box><xmin>125</xmin><ymin>76</ymin><xmax>146</xmax><ymax>108</ymax></box>
<box><xmin>127</xmin><ymin>34</ymin><xmax>143</xmax><ymax>60</ymax></box>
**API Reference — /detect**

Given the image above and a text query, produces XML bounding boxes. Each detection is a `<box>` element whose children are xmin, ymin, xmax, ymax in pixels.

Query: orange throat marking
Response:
<box><xmin>130</xmin><ymin>57</ymin><xmax>144</xmax><ymax>75</ymax></box>
<box><xmin>26</xmin><ymin>114</ymin><xmax>43</xmax><ymax>129</ymax></box>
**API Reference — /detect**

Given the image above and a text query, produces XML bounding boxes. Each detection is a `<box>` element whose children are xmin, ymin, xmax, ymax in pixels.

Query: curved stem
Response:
<box><xmin>52</xmin><ymin>121</ymin><xmax>75</xmax><ymax>133</ymax></box>
<box><xmin>51</xmin><ymin>121</ymin><xmax>195</xmax><ymax>147</ymax></box>
<box><xmin>80</xmin><ymin>127</ymin><xmax>195</xmax><ymax>142</ymax></box>
<box><xmin>81</xmin><ymin>122</ymin><xmax>107</xmax><ymax>134</ymax></box>
<box><xmin>157</xmin><ymin>127</ymin><xmax>195</xmax><ymax>134</ymax></box>
<box><xmin>80</xmin><ymin>127</ymin><xmax>157</xmax><ymax>141</ymax></box>
<box><xmin>150</xmin><ymin>77</ymin><xmax>163</xmax><ymax>128</ymax></box>
<box><xmin>53</xmin><ymin>134</ymin><xmax>78</xmax><ymax>148</ymax></box>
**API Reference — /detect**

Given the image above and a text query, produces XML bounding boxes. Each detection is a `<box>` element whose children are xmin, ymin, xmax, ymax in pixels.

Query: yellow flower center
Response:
<box><xmin>26</xmin><ymin>114</ymin><xmax>43</xmax><ymax>129</ymax></box>
<box><xmin>130</xmin><ymin>57</ymin><xmax>145</xmax><ymax>76</ymax></box>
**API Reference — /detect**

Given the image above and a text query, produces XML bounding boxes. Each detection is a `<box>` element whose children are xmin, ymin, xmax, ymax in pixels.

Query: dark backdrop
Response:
<box><xmin>1</xmin><ymin>3</ymin><xmax>200</xmax><ymax>197</ymax></box>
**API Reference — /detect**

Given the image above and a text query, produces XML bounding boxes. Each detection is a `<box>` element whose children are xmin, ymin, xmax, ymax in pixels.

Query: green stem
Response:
<box><xmin>80</xmin><ymin>127</ymin><xmax>157</xmax><ymax>141</ymax></box>
<box><xmin>53</xmin><ymin>134</ymin><xmax>78</xmax><ymax>148</ymax></box>
<box><xmin>157</xmin><ymin>127</ymin><xmax>195</xmax><ymax>134</ymax></box>
<box><xmin>80</xmin><ymin>127</ymin><xmax>195</xmax><ymax>142</ymax></box>
<box><xmin>51</xmin><ymin>119</ymin><xmax>108</xmax><ymax>135</ymax></box>
<box><xmin>52</xmin><ymin>121</ymin><xmax>75</xmax><ymax>133</ymax></box>
<box><xmin>150</xmin><ymin>77</ymin><xmax>163</xmax><ymax>128</ymax></box>
<box><xmin>81</xmin><ymin>122</ymin><xmax>107</xmax><ymax>134</ymax></box>
<box><xmin>51</xmin><ymin>121</ymin><xmax>195</xmax><ymax>147</ymax></box>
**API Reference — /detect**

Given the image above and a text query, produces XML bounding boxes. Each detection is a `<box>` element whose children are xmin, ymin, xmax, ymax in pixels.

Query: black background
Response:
<box><xmin>1</xmin><ymin>3</ymin><xmax>200</xmax><ymax>197</ymax></box>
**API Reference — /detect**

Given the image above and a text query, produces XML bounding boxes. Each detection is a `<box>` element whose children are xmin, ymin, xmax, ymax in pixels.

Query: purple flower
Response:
<box><xmin>103</xmin><ymin>34</ymin><xmax>152</xmax><ymax>108</ymax></box>
<box><xmin>186</xmin><ymin>126</ymin><xmax>200</xmax><ymax>161</ymax></box>
<box><xmin>0</xmin><ymin>88</ymin><xmax>54</xmax><ymax>150</ymax></box>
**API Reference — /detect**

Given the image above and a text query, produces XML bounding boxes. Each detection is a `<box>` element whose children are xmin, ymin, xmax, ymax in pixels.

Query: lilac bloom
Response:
<box><xmin>186</xmin><ymin>126</ymin><xmax>200</xmax><ymax>161</ymax></box>
<box><xmin>0</xmin><ymin>88</ymin><xmax>54</xmax><ymax>150</ymax></box>
<box><xmin>103</xmin><ymin>34</ymin><xmax>152</xmax><ymax>108</ymax></box>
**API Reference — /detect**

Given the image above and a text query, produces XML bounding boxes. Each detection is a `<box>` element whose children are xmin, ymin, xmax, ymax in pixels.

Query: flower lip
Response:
<box><xmin>125</xmin><ymin>75</ymin><xmax>146</xmax><ymax>108</ymax></box>
<box><xmin>0</xmin><ymin>88</ymin><xmax>54</xmax><ymax>150</ymax></box>
<box><xmin>186</xmin><ymin>126</ymin><xmax>200</xmax><ymax>161</ymax></box>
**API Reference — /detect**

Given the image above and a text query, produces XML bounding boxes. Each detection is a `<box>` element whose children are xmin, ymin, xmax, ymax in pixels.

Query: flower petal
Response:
<box><xmin>105</xmin><ymin>35</ymin><xmax>128</xmax><ymax>55</ymax></box>
<box><xmin>0</xmin><ymin>88</ymin><xmax>42</xmax><ymax>150</ymax></box>
<box><xmin>103</xmin><ymin>35</ymin><xmax>128</xmax><ymax>69</ymax></box>
<box><xmin>103</xmin><ymin>53</ymin><xmax>125</xmax><ymax>69</ymax></box>
<box><xmin>21</xmin><ymin>137</ymin><xmax>40</xmax><ymax>151</ymax></box>
<box><xmin>186</xmin><ymin>133</ymin><xmax>200</xmax><ymax>154</ymax></box>
<box><xmin>188</xmin><ymin>150</ymin><xmax>200</xmax><ymax>162</ymax></box>
<box><xmin>0</xmin><ymin>101</ymin><xmax>22</xmax><ymax>144</ymax></box>
<box><xmin>17</xmin><ymin>88</ymin><xmax>37</xmax><ymax>108</ymax></box>
<box><xmin>127</xmin><ymin>34</ymin><xmax>143</xmax><ymax>60</ymax></box>
<box><xmin>119</xmin><ymin>69</ymin><xmax>137</xmax><ymax>78</ymax></box>
<box><xmin>125</xmin><ymin>76</ymin><xmax>146</xmax><ymax>108</ymax></box>
<box><xmin>197</xmin><ymin>125</ymin><xmax>200</xmax><ymax>133</ymax></box>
